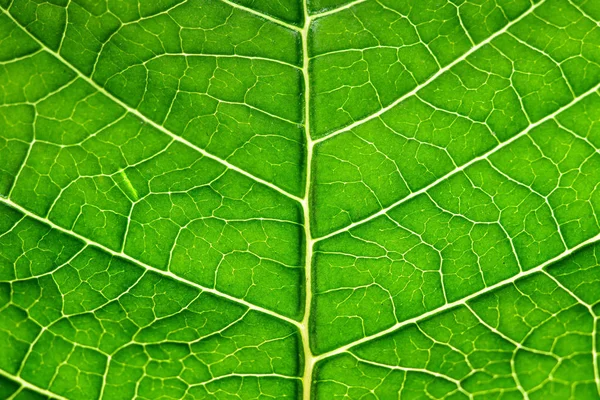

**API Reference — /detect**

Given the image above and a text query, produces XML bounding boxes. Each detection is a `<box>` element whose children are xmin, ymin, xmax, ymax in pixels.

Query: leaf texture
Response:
<box><xmin>1</xmin><ymin>0</ymin><xmax>600</xmax><ymax>399</ymax></box>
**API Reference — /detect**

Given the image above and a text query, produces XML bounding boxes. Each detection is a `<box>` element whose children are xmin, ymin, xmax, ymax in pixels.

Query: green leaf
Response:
<box><xmin>1</xmin><ymin>0</ymin><xmax>600</xmax><ymax>399</ymax></box>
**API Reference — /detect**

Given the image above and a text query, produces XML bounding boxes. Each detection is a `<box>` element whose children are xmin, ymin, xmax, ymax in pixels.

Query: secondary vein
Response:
<box><xmin>314</xmin><ymin>230</ymin><xmax>600</xmax><ymax>361</ymax></box>
<box><xmin>316</xmin><ymin>79</ymin><xmax>600</xmax><ymax>242</ymax></box>
<box><xmin>0</xmin><ymin>197</ymin><xmax>303</xmax><ymax>329</ymax></box>
<box><xmin>312</xmin><ymin>0</ymin><xmax>546</xmax><ymax>144</ymax></box>
<box><xmin>0</xmin><ymin>8</ymin><xmax>304</xmax><ymax>205</ymax></box>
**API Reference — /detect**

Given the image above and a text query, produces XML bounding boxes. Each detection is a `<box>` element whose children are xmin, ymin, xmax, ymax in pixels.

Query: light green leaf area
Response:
<box><xmin>1</xmin><ymin>0</ymin><xmax>600</xmax><ymax>399</ymax></box>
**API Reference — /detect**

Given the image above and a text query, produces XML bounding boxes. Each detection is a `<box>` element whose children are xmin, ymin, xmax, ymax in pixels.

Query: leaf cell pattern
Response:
<box><xmin>0</xmin><ymin>0</ymin><xmax>600</xmax><ymax>399</ymax></box>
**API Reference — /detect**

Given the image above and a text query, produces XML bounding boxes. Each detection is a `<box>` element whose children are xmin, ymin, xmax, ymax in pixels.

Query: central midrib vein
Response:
<box><xmin>300</xmin><ymin>1</ymin><xmax>316</xmax><ymax>397</ymax></box>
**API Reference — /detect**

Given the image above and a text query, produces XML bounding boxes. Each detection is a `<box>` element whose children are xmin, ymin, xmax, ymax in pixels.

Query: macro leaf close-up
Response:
<box><xmin>1</xmin><ymin>0</ymin><xmax>600</xmax><ymax>398</ymax></box>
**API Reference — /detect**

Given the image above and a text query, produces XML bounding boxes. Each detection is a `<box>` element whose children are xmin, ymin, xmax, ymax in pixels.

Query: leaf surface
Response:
<box><xmin>1</xmin><ymin>0</ymin><xmax>600</xmax><ymax>399</ymax></box>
